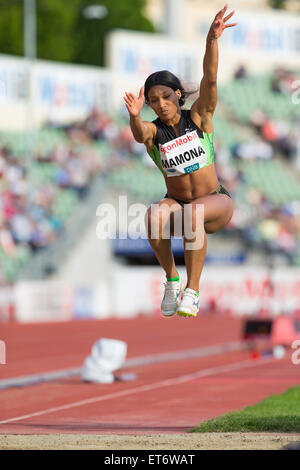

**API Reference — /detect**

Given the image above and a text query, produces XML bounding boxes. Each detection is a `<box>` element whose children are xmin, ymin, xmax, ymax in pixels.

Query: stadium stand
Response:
<box><xmin>0</xmin><ymin>67</ymin><xmax>300</xmax><ymax>284</ymax></box>
<box><xmin>217</xmin><ymin>67</ymin><xmax>300</xmax><ymax>266</ymax></box>
<box><xmin>0</xmin><ymin>116</ymin><xmax>108</xmax><ymax>283</ymax></box>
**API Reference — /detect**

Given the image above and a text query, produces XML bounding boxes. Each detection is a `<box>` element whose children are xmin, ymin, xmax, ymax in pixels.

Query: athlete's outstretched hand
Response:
<box><xmin>208</xmin><ymin>4</ymin><xmax>237</xmax><ymax>40</ymax></box>
<box><xmin>124</xmin><ymin>86</ymin><xmax>145</xmax><ymax>117</ymax></box>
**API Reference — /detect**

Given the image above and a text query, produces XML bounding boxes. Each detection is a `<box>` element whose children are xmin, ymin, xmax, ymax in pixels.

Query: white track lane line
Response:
<box><xmin>0</xmin><ymin>356</ymin><xmax>276</xmax><ymax>425</ymax></box>
<box><xmin>0</xmin><ymin>340</ymin><xmax>247</xmax><ymax>390</ymax></box>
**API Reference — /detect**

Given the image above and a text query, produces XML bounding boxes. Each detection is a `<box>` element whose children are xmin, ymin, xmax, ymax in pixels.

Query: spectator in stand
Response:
<box><xmin>65</xmin><ymin>152</ymin><xmax>90</xmax><ymax>197</ymax></box>
<box><xmin>8</xmin><ymin>212</ymin><xmax>34</xmax><ymax>245</ymax></box>
<box><xmin>234</xmin><ymin>64</ymin><xmax>247</xmax><ymax>80</ymax></box>
<box><xmin>232</xmin><ymin>140</ymin><xmax>273</xmax><ymax>160</ymax></box>
<box><xmin>250</xmin><ymin>109</ymin><xmax>296</xmax><ymax>162</ymax></box>
<box><xmin>271</xmin><ymin>67</ymin><xmax>297</xmax><ymax>95</ymax></box>
<box><xmin>0</xmin><ymin>220</ymin><xmax>16</xmax><ymax>257</ymax></box>
<box><xmin>261</xmin><ymin>118</ymin><xmax>278</xmax><ymax>143</ymax></box>
<box><xmin>1</xmin><ymin>98</ymin><xmax>299</xmax><ymax>286</ymax></box>
<box><xmin>250</xmin><ymin>109</ymin><xmax>268</xmax><ymax>134</ymax></box>
<box><xmin>83</xmin><ymin>107</ymin><xmax>119</xmax><ymax>142</ymax></box>
<box><xmin>260</xmin><ymin>118</ymin><xmax>295</xmax><ymax>160</ymax></box>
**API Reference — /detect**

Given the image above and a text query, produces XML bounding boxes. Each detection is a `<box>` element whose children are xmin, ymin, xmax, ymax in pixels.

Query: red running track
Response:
<box><xmin>0</xmin><ymin>315</ymin><xmax>299</xmax><ymax>434</ymax></box>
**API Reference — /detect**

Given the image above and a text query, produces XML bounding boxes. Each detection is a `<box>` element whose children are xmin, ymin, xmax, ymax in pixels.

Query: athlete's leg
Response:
<box><xmin>146</xmin><ymin>192</ymin><xmax>233</xmax><ymax>290</ymax></box>
<box><xmin>184</xmin><ymin>232</ymin><xmax>207</xmax><ymax>291</ymax></box>
<box><xmin>146</xmin><ymin>198</ymin><xmax>183</xmax><ymax>278</ymax></box>
<box><xmin>146</xmin><ymin>198</ymin><xmax>185</xmax><ymax>316</ymax></box>
<box><xmin>183</xmin><ymin>193</ymin><xmax>233</xmax><ymax>291</ymax></box>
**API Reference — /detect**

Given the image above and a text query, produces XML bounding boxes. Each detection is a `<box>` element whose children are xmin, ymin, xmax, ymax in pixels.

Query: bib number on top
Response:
<box><xmin>159</xmin><ymin>131</ymin><xmax>208</xmax><ymax>177</ymax></box>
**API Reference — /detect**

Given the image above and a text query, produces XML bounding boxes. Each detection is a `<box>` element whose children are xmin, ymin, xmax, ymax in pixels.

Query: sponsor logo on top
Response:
<box><xmin>160</xmin><ymin>131</ymin><xmax>198</xmax><ymax>154</ymax></box>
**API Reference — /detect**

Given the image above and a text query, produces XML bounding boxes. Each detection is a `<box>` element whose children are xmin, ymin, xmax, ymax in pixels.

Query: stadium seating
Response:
<box><xmin>241</xmin><ymin>159</ymin><xmax>300</xmax><ymax>205</ymax></box>
<box><xmin>1</xmin><ymin>69</ymin><xmax>300</xmax><ymax>282</ymax></box>
<box><xmin>0</xmin><ymin>126</ymin><xmax>106</xmax><ymax>282</ymax></box>
<box><xmin>219</xmin><ymin>74</ymin><xmax>300</xmax><ymax>123</ymax></box>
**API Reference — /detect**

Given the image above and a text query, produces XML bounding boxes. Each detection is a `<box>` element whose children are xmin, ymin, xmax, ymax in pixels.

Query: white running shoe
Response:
<box><xmin>161</xmin><ymin>274</ymin><xmax>182</xmax><ymax>317</ymax></box>
<box><xmin>176</xmin><ymin>288</ymin><xmax>200</xmax><ymax>317</ymax></box>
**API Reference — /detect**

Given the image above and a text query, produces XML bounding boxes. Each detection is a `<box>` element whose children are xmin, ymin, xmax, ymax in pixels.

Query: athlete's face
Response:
<box><xmin>147</xmin><ymin>85</ymin><xmax>181</xmax><ymax>120</ymax></box>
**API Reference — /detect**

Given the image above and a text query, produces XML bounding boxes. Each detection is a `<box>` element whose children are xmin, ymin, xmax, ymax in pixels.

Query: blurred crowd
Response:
<box><xmin>82</xmin><ymin>108</ymin><xmax>145</xmax><ymax>162</ymax></box>
<box><xmin>0</xmin><ymin>147</ymin><xmax>59</xmax><ymax>256</ymax></box>
<box><xmin>0</xmin><ymin>107</ymin><xmax>143</xmax><ymax>282</ymax></box>
<box><xmin>1</xmin><ymin>63</ymin><xmax>300</xmax><ymax>284</ymax></box>
<box><xmin>234</xmin><ymin>65</ymin><xmax>299</xmax><ymax>162</ymax></box>
<box><xmin>234</xmin><ymin>65</ymin><xmax>298</xmax><ymax>96</ymax></box>
<box><xmin>249</xmin><ymin>109</ymin><xmax>298</xmax><ymax>162</ymax></box>
<box><xmin>270</xmin><ymin>67</ymin><xmax>298</xmax><ymax>96</ymax></box>
<box><xmin>216</xmin><ymin>156</ymin><xmax>300</xmax><ymax>262</ymax></box>
<box><xmin>215</xmin><ymin>65</ymin><xmax>300</xmax><ymax>261</ymax></box>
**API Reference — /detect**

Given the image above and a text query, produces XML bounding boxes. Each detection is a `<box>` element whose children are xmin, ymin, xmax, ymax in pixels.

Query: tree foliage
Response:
<box><xmin>268</xmin><ymin>0</ymin><xmax>287</xmax><ymax>9</ymax></box>
<box><xmin>0</xmin><ymin>0</ymin><xmax>155</xmax><ymax>65</ymax></box>
<box><xmin>36</xmin><ymin>0</ymin><xmax>81</xmax><ymax>62</ymax></box>
<box><xmin>72</xmin><ymin>0</ymin><xmax>155</xmax><ymax>66</ymax></box>
<box><xmin>0</xmin><ymin>1</ymin><xmax>23</xmax><ymax>56</ymax></box>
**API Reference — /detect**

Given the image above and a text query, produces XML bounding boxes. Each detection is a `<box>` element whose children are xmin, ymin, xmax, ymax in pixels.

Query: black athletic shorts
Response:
<box><xmin>164</xmin><ymin>184</ymin><xmax>231</xmax><ymax>208</ymax></box>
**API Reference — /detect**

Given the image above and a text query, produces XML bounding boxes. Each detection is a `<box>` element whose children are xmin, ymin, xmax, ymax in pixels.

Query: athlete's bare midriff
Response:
<box><xmin>164</xmin><ymin>161</ymin><xmax>219</xmax><ymax>202</ymax></box>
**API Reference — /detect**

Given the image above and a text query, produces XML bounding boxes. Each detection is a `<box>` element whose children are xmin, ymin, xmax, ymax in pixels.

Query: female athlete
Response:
<box><xmin>124</xmin><ymin>5</ymin><xmax>237</xmax><ymax>317</ymax></box>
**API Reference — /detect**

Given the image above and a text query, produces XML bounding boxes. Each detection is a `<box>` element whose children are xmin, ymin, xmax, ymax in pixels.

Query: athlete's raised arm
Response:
<box><xmin>124</xmin><ymin>86</ymin><xmax>156</xmax><ymax>150</ymax></box>
<box><xmin>191</xmin><ymin>4</ymin><xmax>237</xmax><ymax>132</ymax></box>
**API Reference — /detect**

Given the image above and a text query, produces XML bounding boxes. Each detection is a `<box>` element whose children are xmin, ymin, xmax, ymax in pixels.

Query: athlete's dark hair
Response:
<box><xmin>144</xmin><ymin>70</ymin><xmax>189</xmax><ymax>107</ymax></box>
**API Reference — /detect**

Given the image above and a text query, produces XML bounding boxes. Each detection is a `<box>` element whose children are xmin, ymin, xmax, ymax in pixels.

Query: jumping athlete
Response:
<box><xmin>124</xmin><ymin>5</ymin><xmax>237</xmax><ymax>317</ymax></box>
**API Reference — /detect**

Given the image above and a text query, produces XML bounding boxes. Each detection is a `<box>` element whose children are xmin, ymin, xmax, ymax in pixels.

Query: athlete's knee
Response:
<box><xmin>204</xmin><ymin>224</ymin><xmax>217</xmax><ymax>234</ymax></box>
<box><xmin>222</xmin><ymin>199</ymin><xmax>234</xmax><ymax>226</ymax></box>
<box><xmin>204</xmin><ymin>205</ymin><xmax>234</xmax><ymax>234</ymax></box>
